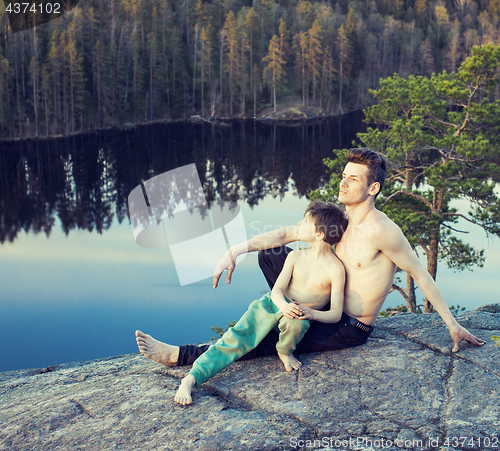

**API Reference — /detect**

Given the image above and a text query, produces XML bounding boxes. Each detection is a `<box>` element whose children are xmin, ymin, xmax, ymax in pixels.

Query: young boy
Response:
<box><xmin>174</xmin><ymin>200</ymin><xmax>348</xmax><ymax>405</ymax></box>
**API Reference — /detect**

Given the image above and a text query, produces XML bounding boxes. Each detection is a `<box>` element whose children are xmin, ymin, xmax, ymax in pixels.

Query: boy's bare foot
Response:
<box><xmin>175</xmin><ymin>374</ymin><xmax>196</xmax><ymax>405</ymax></box>
<box><xmin>135</xmin><ymin>330</ymin><xmax>179</xmax><ymax>367</ymax></box>
<box><xmin>278</xmin><ymin>353</ymin><xmax>302</xmax><ymax>372</ymax></box>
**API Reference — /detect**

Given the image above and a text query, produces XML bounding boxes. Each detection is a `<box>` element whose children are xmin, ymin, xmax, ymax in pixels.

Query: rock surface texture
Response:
<box><xmin>1</xmin><ymin>306</ymin><xmax>499</xmax><ymax>451</ymax></box>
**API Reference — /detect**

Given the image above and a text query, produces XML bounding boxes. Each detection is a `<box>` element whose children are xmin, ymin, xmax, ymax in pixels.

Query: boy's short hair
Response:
<box><xmin>347</xmin><ymin>148</ymin><xmax>387</xmax><ymax>196</ymax></box>
<box><xmin>305</xmin><ymin>200</ymin><xmax>348</xmax><ymax>245</ymax></box>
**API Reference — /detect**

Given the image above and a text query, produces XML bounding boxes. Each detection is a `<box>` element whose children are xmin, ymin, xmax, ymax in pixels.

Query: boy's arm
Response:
<box><xmin>376</xmin><ymin>219</ymin><xmax>486</xmax><ymax>352</ymax></box>
<box><xmin>299</xmin><ymin>265</ymin><xmax>345</xmax><ymax>323</ymax></box>
<box><xmin>270</xmin><ymin>251</ymin><xmax>304</xmax><ymax>319</ymax></box>
<box><xmin>213</xmin><ymin>226</ymin><xmax>300</xmax><ymax>288</ymax></box>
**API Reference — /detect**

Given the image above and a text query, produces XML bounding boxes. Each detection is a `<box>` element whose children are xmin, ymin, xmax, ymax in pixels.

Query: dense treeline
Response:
<box><xmin>0</xmin><ymin>0</ymin><xmax>499</xmax><ymax>138</ymax></box>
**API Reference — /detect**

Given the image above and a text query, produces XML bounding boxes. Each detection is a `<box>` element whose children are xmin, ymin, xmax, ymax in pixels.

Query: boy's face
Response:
<box><xmin>297</xmin><ymin>212</ymin><xmax>322</xmax><ymax>242</ymax></box>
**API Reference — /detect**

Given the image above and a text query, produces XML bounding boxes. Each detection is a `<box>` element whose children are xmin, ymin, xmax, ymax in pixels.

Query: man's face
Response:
<box><xmin>338</xmin><ymin>162</ymin><xmax>374</xmax><ymax>205</ymax></box>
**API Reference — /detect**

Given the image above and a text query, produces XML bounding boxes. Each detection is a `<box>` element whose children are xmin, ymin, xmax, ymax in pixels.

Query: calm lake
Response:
<box><xmin>1</xmin><ymin>114</ymin><xmax>499</xmax><ymax>373</ymax></box>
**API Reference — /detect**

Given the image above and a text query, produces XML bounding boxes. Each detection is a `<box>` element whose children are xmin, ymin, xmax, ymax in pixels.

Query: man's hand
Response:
<box><xmin>213</xmin><ymin>248</ymin><xmax>236</xmax><ymax>288</ymax></box>
<box><xmin>449</xmin><ymin>323</ymin><xmax>486</xmax><ymax>353</ymax></box>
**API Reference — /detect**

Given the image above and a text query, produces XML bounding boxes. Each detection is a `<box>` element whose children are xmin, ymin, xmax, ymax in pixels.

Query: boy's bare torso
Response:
<box><xmin>284</xmin><ymin>249</ymin><xmax>344</xmax><ymax>310</ymax></box>
<box><xmin>335</xmin><ymin>211</ymin><xmax>397</xmax><ymax>325</ymax></box>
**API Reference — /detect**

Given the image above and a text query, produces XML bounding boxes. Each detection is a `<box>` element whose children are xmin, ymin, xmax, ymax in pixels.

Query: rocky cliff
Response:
<box><xmin>1</xmin><ymin>305</ymin><xmax>499</xmax><ymax>451</ymax></box>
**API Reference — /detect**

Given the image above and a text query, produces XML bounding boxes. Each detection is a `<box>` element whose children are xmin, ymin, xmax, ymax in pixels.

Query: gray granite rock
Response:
<box><xmin>1</xmin><ymin>306</ymin><xmax>499</xmax><ymax>451</ymax></box>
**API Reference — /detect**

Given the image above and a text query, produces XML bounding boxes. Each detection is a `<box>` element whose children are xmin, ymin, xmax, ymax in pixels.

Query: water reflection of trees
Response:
<box><xmin>0</xmin><ymin>114</ymin><xmax>365</xmax><ymax>243</ymax></box>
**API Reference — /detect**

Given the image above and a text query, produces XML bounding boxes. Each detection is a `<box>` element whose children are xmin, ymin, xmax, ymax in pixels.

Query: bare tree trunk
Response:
<box><xmin>424</xmin><ymin>237</ymin><xmax>439</xmax><ymax>313</ymax></box>
<box><xmin>192</xmin><ymin>25</ymin><xmax>198</xmax><ymax>110</ymax></box>
<box><xmin>406</xmin><ymin>274</ymin><xmax>417</xmax><ymax>312</ymax></box>
<box><xmin>33</xmin><ymin>27</ymin><xmax>39</xmax><ymax>137</ymax></box>
<box><xmin>69</xmin><ymin>53</ymin><xmax>75</xmax><ymax>133</ymax></box>
<box><xmin>404</xmin><ymin>160</ymin><xmax>416</xmax><ymax>311</ymax></box>
<box><xmin>339</xmin><ymin>56</ymin><xmax>342</xmax><ymax>115</ymax></box>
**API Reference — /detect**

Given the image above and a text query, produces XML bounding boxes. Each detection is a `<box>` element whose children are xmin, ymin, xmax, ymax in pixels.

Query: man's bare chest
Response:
<box><xmin>335</xmin><ymin>229</ymin><xmax>379</xmax><ymax>270</ymax></box>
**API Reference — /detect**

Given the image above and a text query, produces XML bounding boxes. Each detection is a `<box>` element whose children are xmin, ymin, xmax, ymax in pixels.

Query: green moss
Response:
<box><xmin>476</xmin><ymin>304</ymin><xmax>500</xmax><ymax>314</ymax></box>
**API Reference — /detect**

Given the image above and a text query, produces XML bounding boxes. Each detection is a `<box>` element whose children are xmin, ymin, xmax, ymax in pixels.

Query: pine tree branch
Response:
<box><xmin>421</xmin><ymin>147</ymin><xmax>484</xmax><ymax>163</ymax></box>
<box><xmin>441</xmin><ymin>222</ymin><xmax>469</xmax><ymax>234</ymax></box>
<box><xmin>454</xmin><ymin>78</ymin><xmax>481</xmax><ymax>137</ymax></box>
<box><xmin>389</xmin><ymin>283</ymin><xmax>410</xmax><ymax>303</ymax></box>
<box><xmin>381</xmin><ymin>190</ymin><xmax>433</xmax><ymax>210</ymax></box>
<box><xmin>442</xmin><ymin>212</ymin><xmax>484</xmax><ymax>227</ymax></box>
<box><xmin>411</xmin><ymin>171</ymin><xmax>424</xmax><ymax>186</ymax></box>
<box><xmin>418</xmin><ymin>239</ymin><xmax>429</xmax><ymax>256</ymax></box>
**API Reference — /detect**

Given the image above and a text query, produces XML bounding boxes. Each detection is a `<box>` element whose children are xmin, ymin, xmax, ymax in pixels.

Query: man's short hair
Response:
<box><xmin>347</xmin><ymin>148</ymin><xmax>387</xmax><ymax>196</ymax></box>
<box><xmin>305</xmin><ymin>200</ymin><xmax>348</xmax><ymax>245</ymax></box>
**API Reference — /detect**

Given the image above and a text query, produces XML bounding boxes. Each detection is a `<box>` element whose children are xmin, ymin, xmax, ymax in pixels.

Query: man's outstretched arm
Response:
<box><xmin>213</xmin><ymin>226</ymin><xmax>299</xmax><ymax>288</ymax></box>
<box><xmin>377</xmin><ymin>220</ymin><xmax>486</xmax><ymax>353</ymax></box>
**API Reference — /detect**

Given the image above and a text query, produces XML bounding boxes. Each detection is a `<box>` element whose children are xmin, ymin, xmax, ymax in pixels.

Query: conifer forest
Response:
<box><xmin>0</xmin><ymin>0</ymin><xmax>499</xmax><ymax>138</ymax></box>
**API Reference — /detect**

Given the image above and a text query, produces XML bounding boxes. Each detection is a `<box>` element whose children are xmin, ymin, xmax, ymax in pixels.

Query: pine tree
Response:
<box><xmin>307</xmin><ymin>20</ymin><xmax>322</xmax><ymax>104</ymax></box>
<box><xmin>130</xmin><ymin>27</ymin><xmax>145</xmax><ymax>122</ymax></box>
<box><xmin>66</xmin><ymin>17</ymin><xmax>86</xmax><ymax>132</ymax></box>
<box><xmin>414</xmin><ymin>0</ymin><xmax>427</xmax><ymax>24</ymax></box>
<box><xmin>311</xmin><ymin>45</ymin><xmax>500</xmax><ymax>312</ymax></box>
<box><xmin>278</xmin><ymin>18</ymin><xmax>290</xmax><ymax>56</ymax></box>
<box><xmin>319</xmin><ymin>32</ymin><xmax>336</xmax><ymax>110</ymax></box>
<box><xmin>0</xmin><ymin>48</ymin><xmax>12</xmax><ymax>134</ymax></box>
<box><xmin>223</xmin><ymin>11</ymin><xmax>239</xmax><ymax>115</ymax></box>
<box><xmin>262</xmin><ymin>35</ymin><xmax>286</xmax><ymax>112</ymax></box>
<box><xmin>40</xmin><ymin>63</ymin><xmax>51</xmax><ymax>136</ymax></box>
<box><xmin>255</xmin><ymin>0</ymin><xmax>272</xmax><ymax>59</ymax></box>
<box><xmin>420</xmin><ymin>37</ymin><xmax>435</xmax><ymax>75</ymax></box>
<box><xmin>433</xmin><ymin>4</ymin><xmax>450</xmax><ymax>70</ymax></box>
<box><xmin>392</xmin><ymin>0</ymin><xmax>404</xmax><ymax>19</ymax></box>
<box><xmin>245</xmin><ymin>7</ymin><xmax>259</xmax><ymax>93</ymax></box>
<box><xmin>337</xmin><ymin>24</ymin><xmax>349</xmax><ymax>115</ymax></box>
<box><xmin>238</xmin><ymin>30</ymin><xmax>249</xmax><ymax>115</ymax></box>
<box><xmin>357</xmin><ymin>45</ymin><xmax>500</xmax><ymax>312</ymax></box>
<box><xmin>296</xmin><ymin>0</ymin><xmax>315</xmax><ymax>32</ymax></box>
<box><xmin>160</xmin><ymin>0</ymin><xmax>182</xmax><ymax>118</ymax></box>
<box><xmin>93</xmin><ymin>41</ymin><xmax>105</xmax><ymax>128</ymax></box>
<box><xmin>252</xmin><ymin>63</ymin><xmax>260</xmax><ymax>118</ymax></box>
<box><xmin>445</xmin><ymin>18</ymin><xmax>463</xmax><ymax>72</ymax></box>
<box><xmin>293</xmin><ymin>31</ymin><xmax>308</xmax><ymax>106</ymax></box>
<box><xmin>48</xmin><ymin>29</ymin><xmax>63</xmax><ymax>133</ymax></box>
<box><xmin>65</xmin><ymin>37</ymin><xmax>85</xmax><ymax>132</ymax></box>
<box><xmin>147</xmin><ymin>31</ymin><xmax>156</xmax><ymax>120</ymax></box>
<box><xmin>29</xmin><ymin>56</ymin><xmax>39</xmax><ymax>137</ymax></box>
<box><xmin>198</xmin><ymin>26</ymin><xmax>214</xmax><ymax>117</ymax></box>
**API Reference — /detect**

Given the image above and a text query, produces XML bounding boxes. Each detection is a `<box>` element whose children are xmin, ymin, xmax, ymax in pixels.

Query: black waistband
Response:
<box><xmin>343</xmin><ymin>313</ymin><xmax>373</xmax><ymax>334</ymax></box>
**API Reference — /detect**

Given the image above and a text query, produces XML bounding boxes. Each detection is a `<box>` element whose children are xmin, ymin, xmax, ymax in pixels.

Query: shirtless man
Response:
<box><xmin>136</xmin><ymin>148</ymin><xmax>485</xmax><ymax>403</ymax></box>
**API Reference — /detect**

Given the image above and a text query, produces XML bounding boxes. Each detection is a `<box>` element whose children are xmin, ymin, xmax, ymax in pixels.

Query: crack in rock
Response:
<box><xmin>70</xmin><ymin>399</ymin><xmax>95</xmax><ymax>419</ymax></box>
<box><xmin>439</xmin><ymin>357</ymin><xmax>455</xmax><ymax>445</ymax></box>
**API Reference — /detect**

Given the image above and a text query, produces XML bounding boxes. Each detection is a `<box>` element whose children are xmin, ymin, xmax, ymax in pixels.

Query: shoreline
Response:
<box><xmin>0</xmin><ymin>103</ymin><xmax>360</xmax><ymax>143</ymax></box>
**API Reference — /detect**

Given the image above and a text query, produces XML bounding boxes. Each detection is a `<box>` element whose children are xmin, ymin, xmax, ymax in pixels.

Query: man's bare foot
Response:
<box><xmin>278</xmin><ymin>353</ymin><xmax>302</xmax><ymax>372</ymax></box>
<box><xmin>135</xmin><ymin>330</ymin><xmax>179</xmax><ymax>367</ymax></box>
<box><xmin>174</xmin><ymin>374</ymin><xmax>196</xmax><ymax>405</ymax></box>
